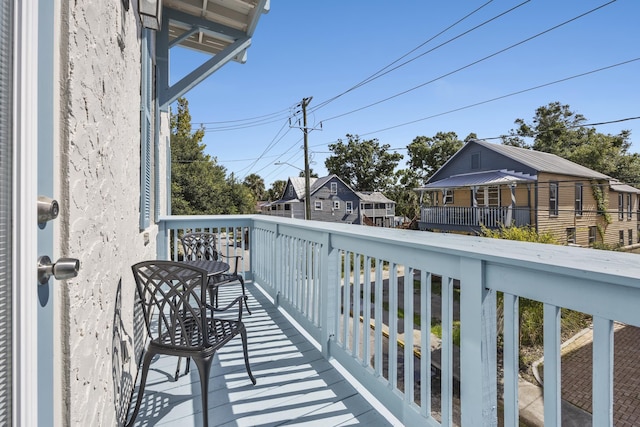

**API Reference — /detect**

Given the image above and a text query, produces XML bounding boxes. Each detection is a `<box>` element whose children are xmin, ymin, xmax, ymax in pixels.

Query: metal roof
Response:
<box><xmin>419</xmin><ymin>169</ymin><xmax>537</xmax><ymax>190</ymax></box>
<box><xmin>356</xmin><ymin>192</ymin><xmax>395</xmax><ymax>203</ymax></box>
<box><xmin>473</xmin><ymin>140</ymin><xmax>611</xmax><ymax>179</ymax></box>
<box><xmin>610</xmin><ymin>181</ymin><xmax>640</xmax><ymax>194</ymax></box>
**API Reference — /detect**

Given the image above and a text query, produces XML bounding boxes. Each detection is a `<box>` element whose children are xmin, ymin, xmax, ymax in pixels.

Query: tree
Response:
<box><xmin>385</xmin><ymin>169</ymin><xmax>420</xmax><ymax>221</ymax></box>
<box><xmin>325</xmin><ymin>134</ymin><xmax>403</xmax><ymax>191</ymax></box>
<box><xmin>171</xmin><ymin>97</ymin><xmax>256</xmax><ymax>214</ymax></box>
<box><xmin>298</xmin><ymin>168</ymin><xmax>319</xmax><ymax>178</ymax></box>
<box><xmin>171</xmin><ymin>98</ymin><xmax>227</xmax><ymax>214</ymax></box>
<box><xmin>406</xmin><ymin>132</ymin><xmax>466</xmax><ymax>185</ymax></box>
<box><xmin>266</xmin><ymin>180</ymin><xmax>286</xmax><ymax>201</ymax></box>
<box><xmin>501</xmin><ymin>102</ymin><xmax>640</xmax><ymax>183</ymax></box>
<box><xmin>243</xmin><ymin>173</ymin><xmax>266</xmax><ymax>201</ymax></box>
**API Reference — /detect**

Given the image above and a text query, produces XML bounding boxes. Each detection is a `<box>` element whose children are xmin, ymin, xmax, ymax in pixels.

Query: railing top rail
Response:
<box><xmin>160</xmin><ymin>215</ymin><xmax>640</xmax><ymax>289</ymax></box>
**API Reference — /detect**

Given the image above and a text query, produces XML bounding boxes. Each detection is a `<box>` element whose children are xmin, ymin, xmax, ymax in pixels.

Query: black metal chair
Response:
<box><xmin>127</xmin><ymin>260</ymin><xmax>256</xmax><ymax>427</ymax></box>
<box><xmin>181</xmin><ymin>232</ymin><xmax>251</xmax><ymax>315</ymax></box>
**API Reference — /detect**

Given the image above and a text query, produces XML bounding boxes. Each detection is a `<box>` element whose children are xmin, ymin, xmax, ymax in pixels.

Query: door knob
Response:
<box><xmin>38</xmin><ymin>255</ymin><xmax>80</xmax><ymax>285</ymax></box>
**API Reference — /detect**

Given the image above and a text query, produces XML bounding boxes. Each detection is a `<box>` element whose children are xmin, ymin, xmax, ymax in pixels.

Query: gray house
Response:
<box><xmin>263</xmin><ymin>175</ymin><xmax>396</xmax><ymax>227</ymax></box>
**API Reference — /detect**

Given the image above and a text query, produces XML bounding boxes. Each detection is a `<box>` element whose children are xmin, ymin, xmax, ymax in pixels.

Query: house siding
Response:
<box><xmin>59</xmin><ymin>3</ymin><xmax>157</xmax><ymax>426</ymax></box>
<box><xmin>536</xmin><ymin>173</ymin><xmax>634</xmax><ymax>247</ymax></box>
<box><xmin>311</xmin><ymin>178</ymin><xmax>361</xmax><ymax>223</ymax></box>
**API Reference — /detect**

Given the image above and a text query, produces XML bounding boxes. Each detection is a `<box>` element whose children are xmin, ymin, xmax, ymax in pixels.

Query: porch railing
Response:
<box><xmin>158</xmin><ymin>214</ymin><xmax>640</xmax><ymax>426</ymax></box>
<box><xmin>420</xmin><ymin>206</ymin><xmax>530</xmax><ymax>229</ymax></box>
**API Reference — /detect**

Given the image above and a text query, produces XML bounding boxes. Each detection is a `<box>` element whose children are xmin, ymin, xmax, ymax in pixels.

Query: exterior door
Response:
<box><xmin>37</xmin><ymin>0</ymin><xmax>57</xmax><ymax>424</ymax></box>
<box><xmin>1</xmin><ymin>0</ymin><xmax>41</xmax><ymax>425</ymax></box>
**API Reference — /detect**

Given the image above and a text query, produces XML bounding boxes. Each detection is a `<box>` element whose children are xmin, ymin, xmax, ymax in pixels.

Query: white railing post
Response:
<box><xmin>543</xmin><ymin>304</ymin><xmax>561</xmax><ymax>425</ymax></box>
<box><xmin>320</xmin><ymin>232</ymin><xmax>337</xmax><ymax>358</ymax></box>
<box><xmin>593</xmin><ymin>316</ymin><xmax>614</xmax><ymax>426</ymax></box>
<box><xmin>460</xmin><ymin>257</ymin><xmax>497</xmax><ymax>426</ymax></box>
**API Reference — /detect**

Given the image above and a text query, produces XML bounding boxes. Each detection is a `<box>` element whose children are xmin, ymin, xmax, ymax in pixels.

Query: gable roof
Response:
<box><xmin>472</xmin><ymin>140</ymin><xmax>610</xmax><ymax>179</ymax></box>
<box><xmin>427</xmin><ymin>139</ymin><xmax>611</xmax><ymax>186</ymax></box>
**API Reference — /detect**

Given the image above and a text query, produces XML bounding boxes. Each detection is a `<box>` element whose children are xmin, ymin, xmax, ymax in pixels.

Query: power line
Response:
<box><xmin>320</xmin><ymin>0</ymin><xmax>618</xmax><ymax>124</ymax></box>
<box><xmin>191</xmin><ymin>108</ymin><xmax>290</xmax><ymax>125</ymax></box>
<box><xmin>310</xmin><ymin>0</ymin><xmax>503</xmax><ymax>113</ymax></box>
<box><xmin>353</xmin><ymin>58</ymin><xmax>640</xmax><ymax>138</ymax></box>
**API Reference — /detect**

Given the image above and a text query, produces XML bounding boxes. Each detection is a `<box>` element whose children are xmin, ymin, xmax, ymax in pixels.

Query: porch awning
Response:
<box><xmin>610</xmin><ymin>181</ymin><xmax>640</xmax><ymax>194</ymax></box>
<box><xmin>417</xmin><ymin>169</ymin><xmax>536</xmax><ymax>191</ymax></box>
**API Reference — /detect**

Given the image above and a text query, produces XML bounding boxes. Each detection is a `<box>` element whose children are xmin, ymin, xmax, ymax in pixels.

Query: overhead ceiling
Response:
<box><xmin>157</xmin><ymin>0</ymin><xmax>269</xmax><ymax>109</ymax></box>
<box><xmin>163</xmin><ymin>0</ymin><xmax>269</xmax><ymax>60</ymax></box>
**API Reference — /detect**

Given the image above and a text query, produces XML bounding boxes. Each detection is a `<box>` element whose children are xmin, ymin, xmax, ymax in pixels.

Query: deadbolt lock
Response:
<box><xmin>37</xmin><ymin>196</ymin><xmax>59</xmax><ymax>224</ymax></box>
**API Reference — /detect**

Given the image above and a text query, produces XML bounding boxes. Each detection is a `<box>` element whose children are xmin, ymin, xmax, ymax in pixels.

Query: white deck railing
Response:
<box><xmin>158</xmin><ymin>214</ymin><xmax>640</xmax><ymax>426</ymax></box>
<box><xmin>420</xmin><ymin>206</ymin><xmax>530</xmax><ymax>228</ymax></box>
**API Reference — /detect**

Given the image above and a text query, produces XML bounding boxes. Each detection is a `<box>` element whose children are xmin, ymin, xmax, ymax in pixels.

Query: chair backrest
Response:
<box><xmin>131</xmin><ymin>260</ymin><xmax>211</xmax><ymax>349</ymax></box>
<box><xmin>181</xmin><ymin>232</ymin><xmax>219</xmax><ymax>261</ymax></box>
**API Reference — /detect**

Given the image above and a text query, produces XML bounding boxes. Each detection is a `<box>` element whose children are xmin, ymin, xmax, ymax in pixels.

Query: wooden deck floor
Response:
<box><xmin>127</xmin><ymin>283</ymin><xmax>395</xmax><ymax>426</ymax></box>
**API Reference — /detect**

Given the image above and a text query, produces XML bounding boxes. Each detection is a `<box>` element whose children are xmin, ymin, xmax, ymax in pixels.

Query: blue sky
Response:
<box><xmin>170</xmin><ymin>0</ymin><xmax>640</xmax><ymax>188</ymax></box>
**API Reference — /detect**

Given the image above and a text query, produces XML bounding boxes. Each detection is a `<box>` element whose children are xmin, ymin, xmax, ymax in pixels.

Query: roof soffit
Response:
<box><xmin>158</xmin><ymin>0</ymin><xmax>269</xmax><ymax>110</ymax></box>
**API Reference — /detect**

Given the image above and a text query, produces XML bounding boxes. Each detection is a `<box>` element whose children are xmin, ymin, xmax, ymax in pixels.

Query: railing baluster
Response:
<box><xmin>353</xmin><ymin>253</ymin><xmax>362</xmax><ymax>360</ymax></box>
<box><xmin>543</xmin><ymin>303</ymin><xmax>561</xmax><ymax>425</ymax></box>
<box><xmin>374</xmin><ymin>258</ymin><xmax>383</xmax><ymax>377</ymax></box>
<box><xmin>404</xmin><ymin>266</ymin><xmax>415</xmax><ymax>404</ymax></box>
<box><xmin>421</xmin><ymin>270</ymin><xmax>431</xmax><ymax>416</ymax></box>
<box><xmin>593</xmin><ymin>316</ymin><xmax>614</xmax><ymax>426</ymax></box>
<box><xmin>343</xmin><ymin>251</ymin><xmax>351</xmax><ymax>351</ymax></box>
<box><xmin>503</xmin><ymin>293</ymin><xmax>519</xmax><ymax>426</ymax></box>
<box><xmin>363</xmin><ymin>256</ymin><xmax>372</xmax><ymax>368</ymax></box>
<box><xmin>442</xmin><ymin>275</ymin><xmax>453</xmax><ymax>426</ymax></box>
<box><xmin>389</xmin><ymin>262</ymin><xmax>398</xmax><ymax>389</ymax></box>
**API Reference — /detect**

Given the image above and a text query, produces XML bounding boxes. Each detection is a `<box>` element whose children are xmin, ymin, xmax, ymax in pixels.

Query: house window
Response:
<box><xmin>629</xmin><ymin>229</ymin><xmax>633</xmax><ymax>246</ymax></box>
<box><xmin>330</xmin><ymin>182</ymin><xmax>337</xmax><ymax>194</ymax></box>
<box><xmin>627</xmin><ymin>194</ymin><xmax>632</xmax><ymax>219</ymax></box>
<box><xmin>619</xmin><ymin>230</ymin><xmax>625</xmax><ymax>245</ymax></box>
<box><xmin>471</xmin><ymin>153</ymin><xmax>481</xmax><ymax>170</ymax></box>
<box><xmin>333</xmin><ymin>201</ymin><xmax>340</xmax><ymax>209</ymax></box>
<box><xmin>140</xmin><ymin>29</ymin><xmax>154</xmax><ymax>230</ymax></box>
<box><xmin>588</xmin><ymin>226</ymin><xmax>597</xmax><ymax>245</ymax></box>
<box><xmin>314</xmin><ymin>201</ymin><xmax>322</xmax><ymax>210</ymax></box>
<box><xmin>444</xmin><ymin>189</ymin><xmax>454</xmax><ymax>204</ymax></box>
<box><xmin>575</xmin><ymin>183</ymin><xmax>583</xmax><ymax>216</ymax></box>
<box><xmin>618</xmin><ymin>193</ymin><xmax>624</xmax><ymax>220</ymax></box>
<box><xmin>288</xmin><ymin>186</ymin><xmax>293</xmax><ymax>197</ymax></box>
<box><xmin>549</xmin><ymin>182</ymin><xmax>558</xmax><ymax>216</ymax></box>
<box><xmin>346</xmin><ymin>201</ymin><xmax>353</xmax><ymax>213</ymax></box>
<box><xmin>566</xmin><ymin>227</ymin><xmax>576</xmax><ymax>244</ymax></box>
<box><xmin>386</xmin><ymin>203</ymin><xmax>393</xmax><ymax>214</ymax></box>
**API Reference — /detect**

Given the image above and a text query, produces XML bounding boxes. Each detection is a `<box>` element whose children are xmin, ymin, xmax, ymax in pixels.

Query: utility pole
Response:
<box><xmin>301</xmin><ymin>97</ymin><xmax>312</xmax><ymax>220</ymax></box>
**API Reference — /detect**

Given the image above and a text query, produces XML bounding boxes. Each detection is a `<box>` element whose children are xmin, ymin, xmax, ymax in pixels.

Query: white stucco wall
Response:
<box><xmin>58</xmin><ymin>2</ymin><xmax>158</xmax><ymax>425</ymax></box>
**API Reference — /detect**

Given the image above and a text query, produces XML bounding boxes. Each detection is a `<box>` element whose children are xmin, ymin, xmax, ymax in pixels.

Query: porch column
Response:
<box><xmin>505</xmin><ymin>184</ymin><xmax>516</xmax><ymax>226</ymax></box>
<box><xmin>472</xmin><ymin>186</ymin><xmax>478</xmax><ymax>225</ymax></box>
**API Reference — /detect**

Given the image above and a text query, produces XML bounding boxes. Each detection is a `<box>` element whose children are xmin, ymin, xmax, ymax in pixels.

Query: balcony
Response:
<box><xmin>419</xmin><ymin>206</ymin><xmax>531</xmax><ymax>232</ymax></box>
<box><xmin>143</xmin><ymin>214</ymin><xmax>640</xmax><ymax>426</ymax></box>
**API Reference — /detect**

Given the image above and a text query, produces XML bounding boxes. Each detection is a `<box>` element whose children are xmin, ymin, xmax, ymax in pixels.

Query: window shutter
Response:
<box><xmin>0</xmin><ymin>0</ymin><xmax>13</xmax><ymax>423</ymax></box>
<box><xmin>140</xmin><ymin>30</ymin><xmax>153</xmax><ymax>229</ymax></box>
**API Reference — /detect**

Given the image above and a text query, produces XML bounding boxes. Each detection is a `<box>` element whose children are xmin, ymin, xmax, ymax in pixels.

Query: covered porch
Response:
<box><xmin>416</xmin><ymin>169</ymin><xmax>536</xmax><ymax>233</ymax></box>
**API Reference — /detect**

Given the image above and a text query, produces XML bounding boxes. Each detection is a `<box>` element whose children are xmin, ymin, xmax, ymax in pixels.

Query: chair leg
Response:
<box><xmin>191</xmin><ymin>354</ymin><xmax>214</xmax><ymax>427</ymax></box>
<box><xmin>238</xmin><ymin>276</ymin><xmax>251</xmax><ymax>315</ymax></box>
<box><xmin>240</xmin><ymin>328</ymin><xmax>257</xmax><ymax>385</ymax></box>
<box><xmin>125</xmin><ymin>349</ymin><xmax>154</xmax><ymax>427</ymax></box>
